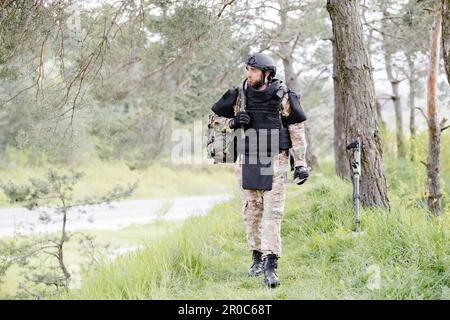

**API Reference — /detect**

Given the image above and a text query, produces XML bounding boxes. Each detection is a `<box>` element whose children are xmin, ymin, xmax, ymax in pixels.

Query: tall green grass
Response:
<box><xmin>62</xmin><ymin>159</ymin><xmax>449</xmax><ymax>300</ymax></box>
<box><xmin>3</xmin><ymin>132</ymin><xmax>449</xmax><ymax>299</ymax></box>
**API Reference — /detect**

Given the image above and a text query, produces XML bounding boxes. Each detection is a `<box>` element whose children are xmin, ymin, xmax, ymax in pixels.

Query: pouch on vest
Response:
<box><xmin>206</xmin><ymin>85</ymin><xmax>245</xmax><ymax>164</ymax></box>
<box><xmin>242</xmin><ymin>154</ymin><xmax>273</xmax><ymax>191</ymax></box>
<box><xmin>279</xmin><ymin>127</ymin><xmax>292</xmax><ymax>150</ymax></box>
<box><xmin>285</xmin><ymin>91</ymin><xmax>307</xmax><ymax>125</ymax></box>
<box><xmin>205</xmin><ymin>121</ymin><xmax>238</xmax><ymax>163</ymax></box>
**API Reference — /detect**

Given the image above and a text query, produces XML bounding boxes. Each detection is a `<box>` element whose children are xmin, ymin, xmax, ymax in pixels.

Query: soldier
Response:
<box><xmin>209</xmin><ymin>53</ymin><xmax>309</xmax><ymax>288</ymax></box>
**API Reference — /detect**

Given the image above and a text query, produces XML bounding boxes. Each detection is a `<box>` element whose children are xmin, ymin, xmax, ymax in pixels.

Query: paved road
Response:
<box><xmin>0</xmin><ymin>195</ymin><xmax>234</xmax><ymax>237</ymax></box>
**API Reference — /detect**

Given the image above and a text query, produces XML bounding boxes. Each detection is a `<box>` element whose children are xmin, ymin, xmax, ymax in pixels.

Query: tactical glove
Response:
<box><xmin>293</xmin><ymin>166</ymin><xmax>309</xmax><ymax>185</ymax></box>
<box><xmin>230</xmin><ymin>111</ymin><xmax>251</xmax><ymax>129</ymax></box>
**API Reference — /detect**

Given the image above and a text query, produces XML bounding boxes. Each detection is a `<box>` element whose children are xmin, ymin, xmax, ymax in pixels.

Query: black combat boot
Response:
<box><xmin>247</xmin><ymin>250</ymin><xmax>264</xmax><ymax>277</ymax></box>
<box><xmin>263</xmin><ymin>254</ymin><xmax>280</xmax><ymax>288</ymax></box>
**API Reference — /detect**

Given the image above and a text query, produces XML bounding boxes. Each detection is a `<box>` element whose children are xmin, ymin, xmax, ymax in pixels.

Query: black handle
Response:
<box><xmin>346</xmin><ymin>138</ymin><xmax>359</xmax><ymax>150</ymax></box>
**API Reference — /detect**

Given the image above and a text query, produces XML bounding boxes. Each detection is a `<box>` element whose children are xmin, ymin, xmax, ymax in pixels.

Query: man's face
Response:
<box><xmin>246</xmin><ymin>66</ymin><xmax>267</xmax><ymax>89</ymax></box>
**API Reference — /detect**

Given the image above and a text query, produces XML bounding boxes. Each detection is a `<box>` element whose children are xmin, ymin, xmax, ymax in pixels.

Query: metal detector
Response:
<box><xmin>346</xmin><ymin>138</ymin><xmax>364</xmax><ymax>235</ymax></box>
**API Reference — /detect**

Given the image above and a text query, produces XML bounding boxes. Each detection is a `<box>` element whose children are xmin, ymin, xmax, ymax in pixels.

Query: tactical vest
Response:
<box><xmin>237</xmin><ymin>79</ymin><xmax>289</xmax><ymax>157</ymax></box>
<box><xmin>245</xmin><ymin>80</ymin><xmax>283</xmax><ymax>130</ymax></box>
<box><xmin>207</xmin><ymin>78</ymin><xmax>306</xmax><ymax>165</ymax></box>
<box><xmin>236</xmin><ymin>79</ymin><xmax>286</xmax><ymax>190</ymax></box>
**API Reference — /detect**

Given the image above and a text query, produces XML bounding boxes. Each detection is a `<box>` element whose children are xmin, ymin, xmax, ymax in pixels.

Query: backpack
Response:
<box><xmin>205</xmin><ymin>86</ymin><xmax>245</xmax><ymax>163</ymax></box>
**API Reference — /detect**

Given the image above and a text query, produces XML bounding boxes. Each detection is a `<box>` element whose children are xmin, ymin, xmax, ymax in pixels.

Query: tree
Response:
<box><xmin>361</xmin><ymin>0</ymin><xmax>432</xmax><ymax>161</ymax></box>
<box><xmin>423</xmin><ymin>3</ymin><xmax>446</xmax><ymax>216</ymax></box>
<box><xmin>406</xmin><ymin>52</ymin><xmax>418</xmax><ymax>160</ymax></box>
<box><xmin>0</xmin><ymin>169</ymin><xmax>137</xmax><ymax>298</ymax></box>
<box><xmin>273</xmin><ymin>0</ymin><xmax>322</xmax><ymax>169</ymax></box>
<box><xmin>327</xmin><ymin>0</ymin><xmax>390</xmax><ymax>209</ymax></box>
<box><xmin>380</xmin><ymin>7</ymin><xmax>407</xmax><ymax>158</ymax></box>
<box><xmin>0</xmin><ymin>1</ymin><xmax>133</xmax><ymax>161</ymax></box>
<box><xmin>1</xmin><ymin>1</ymin><xmax>243</xmax><ymax>165</ymax></box>
<box><xmin>443</xmin><ymin>0</ymin><xmax>450</xmax><ymax>84</ymax></box>
<box><xmin>393</xmin><ymin>0</ymin><xmax>432</xmax><ymax>161</ymax></box>
<box><xmin>332</xmin><ymin>37</ymin><xmax>350</xmax><ymax>178</ymax></box>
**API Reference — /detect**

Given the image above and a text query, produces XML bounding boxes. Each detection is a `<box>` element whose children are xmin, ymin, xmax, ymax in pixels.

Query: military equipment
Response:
<box><xmin>207</xmin><ymin>77</ymin><xmax>306</xmax><ymax>166</ymax></box>
<box><xmin>293</xmin><ymin>165</ymin><xmax>309</xmax><ymax>185</ymax></box>
<box><xmin>246</xmin><ymin>53</ymin><xmax>277</xmax><ymax>78</ymax></box>
<box><xmin>285</xmin><ymin>91</ymin><xmax>307</xmax><ymax>125</ymax></box>
<box><xmin>230</xmin><ymin>111</ymin><xmax>251</xmax><ymax>129</ymax></box>
<box><xmin>248</xmin><ymin>250</ymin><xmax>264</xmax><ymax>277</ymax></box>
<box><xmin>346</xmin><ymin>138</ymin><xmax>363</xmax><ymax>234</ymax></box>
<box><xmin>263</xmin><ymin>254</ymin><xmax>280</xmax><ymax>288</ymax></box>
<box><xmin>206</xmin><ymin>82</ymin><xmax>246</xmax><ymax>163</ymax></box>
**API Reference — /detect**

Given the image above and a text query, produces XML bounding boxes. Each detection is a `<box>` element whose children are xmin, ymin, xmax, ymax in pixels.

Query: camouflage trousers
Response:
<box><xmin>234</xmin><ymin>150</ymin><xmax>289</xmax><ymax>258</ymax></box>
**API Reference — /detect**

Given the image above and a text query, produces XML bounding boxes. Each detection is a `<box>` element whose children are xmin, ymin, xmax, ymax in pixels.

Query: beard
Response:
<box><xmin>248</xmin><ymin>74</ymin><xmax>267</xmax><ymax>89</ymax></box>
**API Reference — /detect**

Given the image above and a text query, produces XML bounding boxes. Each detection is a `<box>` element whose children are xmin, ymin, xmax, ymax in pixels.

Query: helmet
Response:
<box><xmin>246</xmin><ymin>53</ymin><xmax>277</xmax><ymax>78</ymax></box>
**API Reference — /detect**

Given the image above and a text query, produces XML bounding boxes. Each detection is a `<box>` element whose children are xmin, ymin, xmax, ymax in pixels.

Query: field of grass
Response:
<box><xmin>0</xmin><ymin>151</ymin><xmax>237</xmax><ymax>298</ymax></box>
<box><xmin>61</xmin><ymin>157</ymin><xmax>449</xmax><ymax>300</ymax></box>
<box><xmin>1</xmin><ymin>133</ymin><xmax>449</xmax><ymax>299</ymax></box>
<box><xmin>0</xmin><ymin>220</ymin><xmax>185</xmax><ymax>298</ymax></box>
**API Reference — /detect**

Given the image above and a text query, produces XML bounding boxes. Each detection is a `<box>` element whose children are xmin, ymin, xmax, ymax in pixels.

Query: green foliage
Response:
<box><xmin>385</xmin><ymin>131</ymin><xmax>450</xmax><ymax>214</ymax></box>
<box><xmin>89</xmin><ymin>101</ymin><xmax>171</xmax><ymax>169</ymax></box>
<box><xmin>83</xmin><ymin>1</ymin><xmax>243</xmax><ymax>166</ymax></box>
<box><xmin>63</xmin><ymin>159</ymin><xmax>449</xmax><ymax>300</ymax></box>
<box><xmin>0</xmin><ymin>168</ymin><xmax>137</xmax><ymax>298</ymax></box>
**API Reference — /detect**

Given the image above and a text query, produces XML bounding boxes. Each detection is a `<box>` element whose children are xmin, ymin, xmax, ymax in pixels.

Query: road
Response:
<box><xmin>0</xmin><ymin>194</ymin><xmax>234</xmax><ymax>237</ymax></box>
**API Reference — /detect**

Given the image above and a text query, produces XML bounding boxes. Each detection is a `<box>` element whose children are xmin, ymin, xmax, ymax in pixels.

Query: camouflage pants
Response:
<box><xmin>234</xmin><ymin>150</ymin><xmax>289</xmax><ymax>258</ymax></box>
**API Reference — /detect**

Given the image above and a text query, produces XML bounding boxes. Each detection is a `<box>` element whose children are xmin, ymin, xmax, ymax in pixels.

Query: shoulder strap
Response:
<box><xmin>235</xmin><ymin>80</ymin><xmax>247</xmax><ymax>115</ymax></box>
<box><xmin>276</xmin><ymin>83</ymin><xmax>288</xmax><ymax>99</ymax></box>
<box><xmin>239</xmin><ymin>80</ymin><xmax>247</xmax><ymax>112</ymax></box>
<box><xmin>277</xmin><ymin>84</ymin><xmax>289</xmax><ymax>128</ymax></box>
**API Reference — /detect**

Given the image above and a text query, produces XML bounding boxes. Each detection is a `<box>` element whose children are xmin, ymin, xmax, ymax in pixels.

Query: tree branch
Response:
<box><xmin>217</xmin><ymin>0</ymin><xmax>236</xmax><ymax>18</ymax></box>
<box><xmin>375</xmin><ymin>93</ymin><xmax>395</xmax><ymax>100</ymax></box>
<box><xmin>440</xmin><ymin>117</ymin><xmax>449</xmax><ymax>132</ymax></box>
<box><xmin>289</xmin><ymin>29</ymin><xmax>303</xmax><ymax>57</ymax></box>
<box><xmin>301</xmin><ymin>68</ymin><xmax>329</xmax><ymax>99</ymax></box>
<box><xmin>416</xmin><ymin>107</ymin><xmax>429</xmax><ymax>123</ymax></box>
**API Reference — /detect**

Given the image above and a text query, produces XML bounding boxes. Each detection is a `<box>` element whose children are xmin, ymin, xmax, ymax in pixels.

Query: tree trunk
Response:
<box><xmin>281</xmin><ymin>56</ymin><xmax>318</xmax><ymax>170</ymax></box>
<box><xmin>426</xmin><ymin>7</ymin><xmax>443</xmax><ymax>216</ymax></box>
<box><xmin>406</xmin><ymin>53</ymin><xmax>417</xmax><ymax>161</ymax></box>
<box><xmin>304</xmin><ymin>124</ymin><xmax>317</xmax><ymax>169</ymax></box>
<box><xmin>58</xmin><ymin>209</ymin><xmax>71</xmax><ymax>286</ymax></box>
<box><xmin>327</xmin><ymin>0</ymin><xmax>390</xmax><ymax>209</ymax></box>
<box><xmin>391</xmin><ymin>79</ymin><xmax>406</xmax><ymax>158</ymax></box>
<box><xmin>375</xmin><ymin>99</ymin><xmax>386</xmax><ymax>130</ymax></box>
<box><xmin>381</xmin><ymin>15</ymin><xmax>406</xmax><ymax>158</ymax></box>
<box><xmin>278</xmin><ymin>1</ymin><xmax>319</xmax><ymax>168</ymax></box>
<box><xmin>278</xmin><ymin>4</ymin><xmax>319</xmax><ymax>170</ymax></box>
<box><xmin>332</xmin><ymin>38</ymin><xmax>350</xmax><ymax>178</ymax></box>
<box><xmin>442</xmin><ymin>0</ymin><xmax>450</xmax><ymax>84</ymax></box>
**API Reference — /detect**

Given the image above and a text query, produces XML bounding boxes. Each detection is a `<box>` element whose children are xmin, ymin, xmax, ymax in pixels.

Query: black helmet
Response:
<box><xmin>246</xmin><ymin>53</ymin><xmax>277</xmax><ymax>78</ymax></box>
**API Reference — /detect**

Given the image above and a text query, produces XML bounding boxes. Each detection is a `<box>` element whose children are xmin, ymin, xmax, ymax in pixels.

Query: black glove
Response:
<box><xmin>293</xmin><ymin>166</ymin><xmax>309</xmax><ymax>185</ymax></box>
<box><xmin>230</xmin><ymin>111</ymin><xmax>251</xmax><ymax>129</ymax></box>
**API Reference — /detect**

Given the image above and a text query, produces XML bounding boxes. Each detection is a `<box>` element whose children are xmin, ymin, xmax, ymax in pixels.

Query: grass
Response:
<box><xmin>0</xmin><ymin>151</ymin><xmax>237</xmax><ymax>298</ymax></box>
<box><xmin>0</xmin><ymin>220</ymin><xmax>185</xmax><ymax>298</ymax></box>
<box><xmin>61</xmin><ymin>157</ymin><xmax>449</xmax><ymax>300</ymax></box>
<box><xmin>1</xmin><ymin>134</ymin><xmax>449</xmax><ymax>299</ymax></box>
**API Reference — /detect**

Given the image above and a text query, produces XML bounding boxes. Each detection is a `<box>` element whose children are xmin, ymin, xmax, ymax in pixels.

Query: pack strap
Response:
<box><xmin>236</xmin><ymin>81</ymin><xmax>288</xmax><ymax>129</ymax></box>
<box><xmin>276</xmin><ymin>84</ymin><xmax>289</xmax><ymax>128</ymax></box>
<box><xmin>238</xmin><ymin>80</ymin><xmax>247</xmax><ymax>112</ymax></box>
